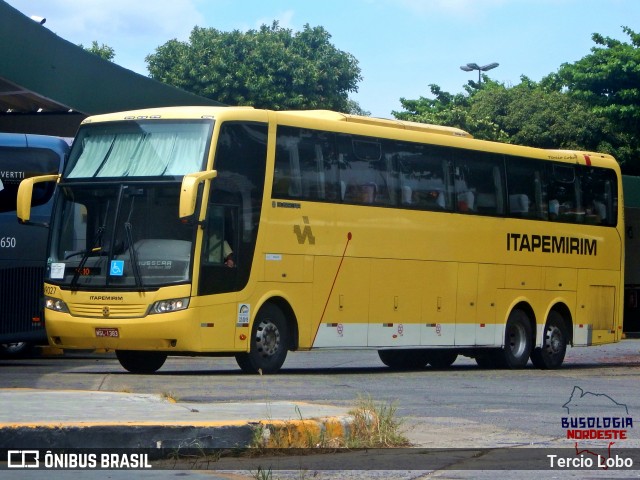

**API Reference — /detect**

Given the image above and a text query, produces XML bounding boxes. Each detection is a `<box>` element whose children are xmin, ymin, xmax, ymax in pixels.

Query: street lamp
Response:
<box><xmin>460</xmin><ymin>62</ymin><xmax>499</xmax><ymax>85</ymax></box>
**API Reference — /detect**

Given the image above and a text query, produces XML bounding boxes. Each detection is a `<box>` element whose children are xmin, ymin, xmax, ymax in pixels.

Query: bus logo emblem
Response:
<box><xmin>103</xmin><ymin>306</ymin><xmax>110</xmax><ymax>317</ymax></box>
<box><xmin>293</xmin><ymin>216</ymin><xmax>315</xmax><ymax>245</ymax></box>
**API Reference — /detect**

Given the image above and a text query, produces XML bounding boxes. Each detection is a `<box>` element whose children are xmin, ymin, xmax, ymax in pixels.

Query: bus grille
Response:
<box><xmin>69</xmin><ymin>303</ymin><xmax>148</xmax><ymax>318</ymax></box>
<box><xmin>0</xmin><ymin>266</ymin><xmax>45</xmax><ymax>336</ymax></box>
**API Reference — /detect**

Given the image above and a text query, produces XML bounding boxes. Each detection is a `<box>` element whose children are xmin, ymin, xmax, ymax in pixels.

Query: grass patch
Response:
<box><xmin>251</xmin><ymin>396</ymin><xmax>410</xmax><ymax>450</ymax></box>
<box><xmin>345</xmin><ymin>396</ymin><xmax>410</xmax><ymax>448</ymax></box>
<box><xmin>160</xmin><ymin>391</ymin><xmax>178</xmax><ymax>403</ymax></box>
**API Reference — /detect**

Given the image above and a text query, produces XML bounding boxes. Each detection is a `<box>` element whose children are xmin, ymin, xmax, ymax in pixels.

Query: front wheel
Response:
<box><xmin>499</xmin><ymin>309</ymin><xmax>533</xmax><ymax>369</ymax></box>
<box><xmin>0</xmin><ymin>342</ymin><xmax>36</xmax><ymax>358</ymax></box>
<box><xmin>235</xmin><ymin>304</ymin><xmax>289</xmax><ymax>374</ymax></box>
<box><xmin>531</xmin><ymin>312</ymin><xmax>568</xmax><ymax>369</ymax></box>
<box><xmin>115</xmin><ymin>350</ymin><xmax>167</xmax><ymax>374</ymax></box>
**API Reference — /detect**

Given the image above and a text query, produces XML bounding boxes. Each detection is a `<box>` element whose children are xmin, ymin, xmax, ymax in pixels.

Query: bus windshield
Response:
<box><xmin>48</xmin><ymin>182</ymin><xmax>194</xmax><ymax>290</ymax></box>
<box><xmin>46</xmin><ymin>119</ymin><xmax>213</xmax><ymax>290</ymax></box>
<box><xmin>65</xmin><ymin>120</ymin><xmax>212</xmax><ymax>178</ymax></box>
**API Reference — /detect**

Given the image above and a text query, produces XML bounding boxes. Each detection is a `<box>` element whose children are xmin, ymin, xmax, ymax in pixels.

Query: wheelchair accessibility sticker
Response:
<box><xmin>110</xmin><ymin>260</ymin><xmax>124</xmax><ymax>276</ymax></box>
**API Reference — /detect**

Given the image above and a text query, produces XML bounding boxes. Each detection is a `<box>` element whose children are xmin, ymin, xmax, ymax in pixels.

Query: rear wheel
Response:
<box><xmin>115</xmin><ymin>350</ymin><xmax>167</xmax><ymax>374</ymax></box>
<box><xmin>531</xmin><ymin>311</ymin><xmax>568</xmax><ymax>369</ymax></box>
<box><xmin>235</xmin><ymin>304</ymin><xmax>289</xmax><ymax>374</ymax></box>
<box><xmin>378</xmin><ymin>349</ymin><xmax>429</xmax><ymax>370</ymax></box>
<box><xmin>499</xmin><ymin>309</ymin><xmax>533</xmax><ymax>369</ymax></box>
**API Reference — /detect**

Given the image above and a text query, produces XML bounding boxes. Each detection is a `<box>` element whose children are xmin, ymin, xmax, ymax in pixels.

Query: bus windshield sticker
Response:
<box><xmin>109</xmin><ymin>260</ymin><xmax>125</xmax><ymax>276</ymax></box>
<box><xmin>50</xmin><ymin>263</ymin><xmax>65</xmax><ymax>279</ymax></box>
<box><xmin>237</xmin><ymin>304</ymin><xmax>250</xmax><ymax>326</ymax></box>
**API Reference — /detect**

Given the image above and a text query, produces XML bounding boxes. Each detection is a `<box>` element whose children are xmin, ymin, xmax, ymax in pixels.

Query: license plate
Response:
<box><xmin>95</xmin><ymin>327</ymin><xmax>119</xmax><ymax>338</ymax></box>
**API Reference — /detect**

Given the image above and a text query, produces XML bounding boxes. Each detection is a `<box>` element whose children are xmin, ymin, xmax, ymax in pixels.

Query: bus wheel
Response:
<box><xmin>500</xmin><ymin>309</ymin><xmax>533</xmax><ymax>369</ymax></box>
<box><xmin>531</xmin><ymin>312</ymin><xmax>567</xmax><ymax>369</ymax></box>
<box><xmin>235</xmin><ymin>304</ymin><xmax>289</xmax><ymax>374</ymax></box>
<box><xmin>378</xmin><ymin>349</ymin><xmax>429</xmax><ymax>370</ymax></box>
<box><xmin>0</xmin><ymin>342</ymin><xmax>35</xmax><ymax>358</ymax></box>
<box><xmin>424</xmin><ymin>350</ymin><xmax>458</xmax><ymax>369</ymax></box>
<box><xmin>115</xmin><ymin>350</ymin><xmax>167</xmax><ymax>374</ymax></box>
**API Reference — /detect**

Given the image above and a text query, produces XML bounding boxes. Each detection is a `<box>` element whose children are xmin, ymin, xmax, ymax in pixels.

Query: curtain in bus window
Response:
<box><xmin>127</xmin><ymin>131</ymin><xmax>206</xmax><ymax>176</ymax></box>
<box><xmin>67</xmin><ymin>135</ymin><xmax>115</xmax><ymax>178</ymax></box>
<box><xmin>67</xmin><ymin>124</ymin><xmax>209</xmax><ymax>178</ymax></box>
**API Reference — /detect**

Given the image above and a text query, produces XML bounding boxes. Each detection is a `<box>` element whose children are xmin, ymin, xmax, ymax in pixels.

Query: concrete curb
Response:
<box><xmin>0</xmin><ymin>417</ymin><xmax>354</xmax><ymax>451</ymax></box>
<box><xmin>0</xmin><ymin>389</ymin><xmax>354</xmax><ymax>453</ymax></box>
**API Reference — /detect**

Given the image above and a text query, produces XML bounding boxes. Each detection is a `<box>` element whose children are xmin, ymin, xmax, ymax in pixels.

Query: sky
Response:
<box><xmin>5</xmin><ymin>0</ymin><xmax>640</xmax><ymax>118</ymax></box>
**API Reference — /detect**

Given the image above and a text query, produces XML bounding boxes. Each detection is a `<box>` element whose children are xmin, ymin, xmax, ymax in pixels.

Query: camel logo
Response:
<box><xmin>293</xmin><ymin>216</ymin><xmax>315</xmax><ymax>245</ymax></box>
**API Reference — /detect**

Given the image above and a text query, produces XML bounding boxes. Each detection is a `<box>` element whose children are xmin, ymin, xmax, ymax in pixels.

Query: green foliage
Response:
<box><xmin>80</xmin><ymin>41</ymin><xmax>115</xmax><ymax>62</ymax></box>
<box><xmin>394</xmin><ymin>83</ymin><xmax>509</xmax><ymax>142</ymax></box>
<box><xmin>146</xmin><ymin>22</ymin><xmax>362</xmax><ymax>112</ymax></box>
<box><xmin>549</xmin><ymin>26</ymin><xmax>640</xmax><ymax>173</ymax></box>
<box><xmin>394</xmin><ymin>26</ymin><xmax>640</xmax><ymax>173</ymax></box>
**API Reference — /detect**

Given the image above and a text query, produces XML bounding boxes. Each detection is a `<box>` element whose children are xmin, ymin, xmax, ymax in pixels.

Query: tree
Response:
<box><xmin>470</xmin><ymin>78</ymin><xmax>610</xmax><ymax>151</ymax></box>
<box><xmin>393</xmin><ymin>83</ymin><xmax>509</xmax><ymax>142</ymax></box>
<box><xmin>146</xmin><ymin>22</ymin><xmax>362</xmax><ymax>112</ymax></box>
<box><xmin>546</xmin><ymin>26</ymin><xmax>640</xmax><ymax>173</ymax></box>
<box><xmin>394</xmin><ymin>78</ymin><xmax>612</xmax><ymax>156</ymax></box>
<box><xmin>80</xmin><ymin>41</ymin><xmax>115</xmax><ymax>62</ymax></box>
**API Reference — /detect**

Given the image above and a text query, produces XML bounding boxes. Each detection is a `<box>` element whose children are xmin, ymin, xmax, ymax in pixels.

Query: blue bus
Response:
<box><xmin>0</xmin><ymin>133</ymin><xmax>68</xmax><ymax>356</ymax></box>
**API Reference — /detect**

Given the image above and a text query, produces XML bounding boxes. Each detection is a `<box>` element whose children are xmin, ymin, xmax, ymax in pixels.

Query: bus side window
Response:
<box><xmin>273</xmin><ymin>135</ymin><xmax>301</xmax><ymax>198</ymax></box>
<box><xmin>338</xmin><ymin>135</ymin><xmax>378</xmax><ymax>205</ymax></box>
<box><xmin>203</xmin><ymin>204</ymin><xmax>236</xmax><ymax>266</ymax></box>
<box><xmin>549</xmin><ymin>164</ymin><xmax>580</xmax><ymax>223</ymax></box>
<box><xmin>274</xmin><ymin>127</ymin><xmax>338</xmax><ymax>203</ymax></box>
<box><xmin>454</xmin><ymin>151</ymin><xmax>504</xmax><ymax>215</ymax></box>
<box><xmin>389</xmin><ymin>141</ymin><xmax>449</xmax><ymax>211</ymax></box>
<box><xmin>506</xmin><ymin>157</ymin><xmax>546</xmax><ymax>219</ymax></box>
<box><xmin>579</xmin><ymin>166</ymin><xmax>618</xmax><ymax>226</ymax></box>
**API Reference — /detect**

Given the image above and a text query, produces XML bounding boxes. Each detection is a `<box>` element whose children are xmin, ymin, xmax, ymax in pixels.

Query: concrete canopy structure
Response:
<box><xmin>0</xmin><ymin>1</ymin><xmax>223</xmax><ymax>137</ymax></box>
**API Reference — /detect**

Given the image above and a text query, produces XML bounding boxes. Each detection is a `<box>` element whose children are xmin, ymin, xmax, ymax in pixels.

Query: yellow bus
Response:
<box><xmin>17</xmin><ymin>107</ymin><xmax>623</xmax><ymax>373</ymax></box>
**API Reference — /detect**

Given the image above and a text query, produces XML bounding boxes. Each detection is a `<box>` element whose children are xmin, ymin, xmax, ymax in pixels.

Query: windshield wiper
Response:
<box><xmin>70</xmin><ymin>225</ymin><xmax>105</xmax><ymax>290</ymax></box>
<box><xmin>124</xmin><ymin>197</ymin><xmax>144</xmax><ymax>291</ymax></box>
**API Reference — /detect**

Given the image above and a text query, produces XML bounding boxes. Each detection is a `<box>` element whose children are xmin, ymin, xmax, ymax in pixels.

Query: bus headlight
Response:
<box><xmin>45</xmin><ymin>296</ymin><xmax>69</xmax><ymax>313</ymax></box>
<box><xmin>150</xmin><ymin>297</ymin><xmax>190</xmax><ymax>314</ymax></box>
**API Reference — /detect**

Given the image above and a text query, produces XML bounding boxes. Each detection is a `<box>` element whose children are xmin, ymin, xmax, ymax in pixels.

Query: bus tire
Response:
<box><xmin>378</xmin><ymin>349</ymin><xmax>429</xmax><ymax>370</ymax></box>
<box><xmin>235</xmin><ymin>304</ymin><xmax>289</xmax><ymax>374</ymax></box>
<box><xmin>531</xmin><ymin>311</ymin><xmax>568</xmax><ymax>369</ymax></box>
<box><xmin>424</xmin><ymin>350</ymin><xmax>458</xmax><ymax>368</ymax></box>
<box><xmin>499</xmin><ymin>309</ymin><xmax>533</xmax><ymax>369</ymax></box>
<box><xmin>115</xmin><ymin>350</ymin><xmax>167</xmax><ymax>374</ymax></box>
<box><xmin>0</xmin><ymin>342</ymin><xmax>36</xmax><ymax>358</ymax></box>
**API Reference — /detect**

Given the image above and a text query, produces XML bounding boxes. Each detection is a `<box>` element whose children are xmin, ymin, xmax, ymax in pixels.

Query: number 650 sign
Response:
<box><xmin>1</xmin><ymin>236</ymin><xmax>16</xmax><ymax>248</ymax></box>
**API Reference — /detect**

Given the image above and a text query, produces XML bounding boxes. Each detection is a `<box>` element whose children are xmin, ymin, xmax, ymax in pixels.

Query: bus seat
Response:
<box><xmin>401</xmin><ymin>186</ymin><xmax>412</xmax><ymax>204</ymax></box>
<box><xmin>509</xmin><ymin>194</ymin><xmax>529</xmax><ymax>214</ymax></box>
<box><xmin>457</xmin><ymin>191</ymin><xmax>475</xmax><ymax>212</ymax></box>
<box><xmin>476</xmin><ymin>193</ymin><xmax>497</xmax><ymax>213</ymax></box>
<box><xmin>593</xmin><ymin>200</ymin><xmax>606</xmax><ymax>221</ymax></box>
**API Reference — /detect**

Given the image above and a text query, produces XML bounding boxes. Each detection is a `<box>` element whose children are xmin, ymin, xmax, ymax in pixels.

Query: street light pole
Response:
<box><xmin>460</xmin><ymin>62</ymin><xmax>499</xmax><ymax>85</ymax></box>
